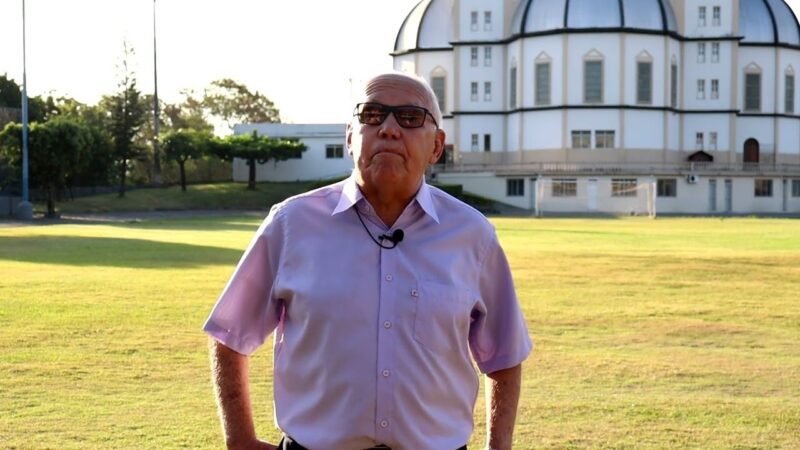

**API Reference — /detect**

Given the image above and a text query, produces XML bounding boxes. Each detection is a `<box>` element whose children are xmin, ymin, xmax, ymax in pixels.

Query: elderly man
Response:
<box><xmin>204</xmin><ymin>72</ymin><xmax>532</xmax><ymax>450</ymax></box>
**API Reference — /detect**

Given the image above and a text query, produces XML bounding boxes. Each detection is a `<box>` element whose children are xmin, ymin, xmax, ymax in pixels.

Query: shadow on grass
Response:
<box><xmin>0</xmin><ymin>235</ymin><xmax>244</xmax><ymax>268</ymax></box>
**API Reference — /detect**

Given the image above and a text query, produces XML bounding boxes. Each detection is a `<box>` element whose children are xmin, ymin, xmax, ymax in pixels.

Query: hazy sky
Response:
<box><xmin>1</xmin><ymin>0</ymin><xmax>800</xmax><ymax>124</ymax></box>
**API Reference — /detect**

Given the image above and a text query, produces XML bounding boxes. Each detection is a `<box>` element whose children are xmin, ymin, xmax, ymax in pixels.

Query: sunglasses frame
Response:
<box><xmin>353</xmin><ymin>102</ymin><xmax>438</xmax><ymax>129</ymax></box>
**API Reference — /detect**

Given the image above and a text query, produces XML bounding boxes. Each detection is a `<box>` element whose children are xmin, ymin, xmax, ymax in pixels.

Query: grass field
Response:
<box><xmin>1</xmin><ymin>216</ymin><xmax>798</xmax><ymax>449</ymax></box>
<box><xmin>42</xmin><ymin>182</ymin><xmax>318</xmax><ymax>214</ymax></box>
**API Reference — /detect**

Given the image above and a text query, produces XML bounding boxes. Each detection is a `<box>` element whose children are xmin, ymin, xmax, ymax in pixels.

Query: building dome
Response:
<box><xmin>394</xmin><ymin>0</ymin><xmax>454</xmax><ymax>53</ymax></box>
<box><xmin>510</xmin><ymin>0</ymin><xmax>678</xmax><ymax>36</ymax></box>
<box><xmin>739</xmin><ymin>0</ymin><xmax>800</xmax><ymax>46</ymax></box>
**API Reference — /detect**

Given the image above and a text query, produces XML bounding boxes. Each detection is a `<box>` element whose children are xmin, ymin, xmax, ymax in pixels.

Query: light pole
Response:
<box><xmin>17</xmin><ymin>0</ymin><xmax>32</xmax><ymax>220</ymax></box>
<box><xmin>152</xmin><ymin>0</ymin><xmax>162</xmax><ymax>184</ymax></box>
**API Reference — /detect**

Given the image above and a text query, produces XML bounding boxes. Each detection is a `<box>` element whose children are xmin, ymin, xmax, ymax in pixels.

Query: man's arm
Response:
<box><xmin>209</xmin><ymin>338</ymin><xmax>276</xmax><ymax>450</ymax></box>
<box><xmin>484</xmin><ymin>364</ymin><xmax>522</xmax><ymax>450</ymax></box>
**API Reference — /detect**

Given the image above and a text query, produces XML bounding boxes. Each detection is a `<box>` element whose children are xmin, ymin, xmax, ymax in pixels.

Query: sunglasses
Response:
<box><xmin>353</xmin><ymin>102</ymin><xmax>438</xmax><ymax>129</ymax></box>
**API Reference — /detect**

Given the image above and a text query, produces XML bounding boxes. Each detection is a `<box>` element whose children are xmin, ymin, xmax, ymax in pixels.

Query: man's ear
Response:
<box><xmin>345</xmin><ymin>122</ymin><xmax>353</xmax><ymax>156</ymax></box>
<box><xmin>428</xmin><ymin>128</ymin><xmax>446</xmax><ymax>164</ymax></box>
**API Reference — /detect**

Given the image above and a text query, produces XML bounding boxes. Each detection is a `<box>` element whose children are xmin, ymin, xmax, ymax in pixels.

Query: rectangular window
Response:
<box><xmin>471</xmin><ymin>134</ymin><xmax>479</xmax><ymax>151</ymax></box>
<box><xmin>571</xmin><ymin>130</ymin><xmax>591</xmax><ymax>148</ymax></box>
<box><xmin>584</xmin><ymin>60</ymin><xmax>603</xmax><ymax>103</ymax></box>
<box><xmin>755</xmin><ymin>179</ymin><xmax>773</xmax><ymax>197</ymax></box>
<box><xmin>470</xmin><ymin>47</ymin><xmax>478</xmax><ymax>66</ymax></box>
<box><xmin>484</xmin><ymin>11</ymin><xmax>492</xmax><ymax>31</ymax></box>
<box><xmin>697</xmin><ymin>79</ymin><xmax>706</xmax><ymax>99</ymax></box>
<box><xmin>713</xmin><ymin>6</ymin><xmax>721</xmax><ymax>26</ymax></box>
<box><xmin>552</xmin><ymin>179</ymin><xmax>577</xmax><ymax>197</ymax></box>
<box><xmin>484</xmin><ymin>81</ymin><xmax>491</xmax><ymax>101</ymax></box>
<box><xmin>509</xmin><ymin>67</ymin><xmax>517</xmax><ymax>109</ymax></box>
<box><xmin>612</xmin><ymin>178</ymin><xmax>638</xmax><ymax>197</ymax></box>
<box><xmin>484</xmin><ymin>134</ymin><xmax>491</xmax><ymax>152</ymax></box>
<box><xmin>470</xmin><ymin>11</ymin><xmax>478</xmax><ymax>31</ymax></box>
<box><xmin>698</xmin><ymin>43</ymin><xmax>706</xmax><ymax>63</ymax></box>
<box><xmin>484</xmin><ymin>47</ymin><xmax>492</xmax><ymax>66</ymax></box>
<box><xmin>657</xmin><ymin>179</ymin><xmax>677</xmax><ymax>197</ymax></box>
<box><xmin>786</xmin><ymin>74</ymin><xmax>795</xmax><ymax>114</ymax></box>
<box><xmin>671</xmin><ymin>64</ymin><xmax>678</xmax><ymax>108</ymax></box>
<box><xmin>792</xmin><ymin>179</ymin><xmax>800</xmax><ymax>197</ymax></box>
<box><xmin>535</xmin><ymin>62</ymin><xmax>551</xmax><ymax>105</ymax></box>
<box><xmin>745</xmin><ymin>73</ymin><xmax>761</xmax><ymax>111</ymax></box>
<box><xmin>507</xmin><ymin>178</ymin><xmax>524</xmax><ymax>197</ymax></box>
<box><xmin>471</xmin><ymin>82</ymin><xmax>478</xmax><ymax>101</ymax></box>
<box><xmin>711</xmin><ymin>42</ymin><xmax>720</xmax><ymax>62</ymax></box>
<box><xmin>637</xmin><ymin>62</ymin><xmax>652</xmax><ymax>104</ymax></box>
<box><xmin>711</xmin><ymin>79</ymin><xmax>719</xmax><ymax>99</ymax></box>
<box><xmin>595</xmin><ymin>130</ymin><xmax>615</xmax><ymax>148</ymax></box>
<box><xmin>325</xmin><ymin>144</ymin><xmax>344</xmax><ymax>159</ymax></box>
<box><xmin>699</xmin><ymin>6</ymin><xmax>707</xmax><ymax>26</ymax></box>
<box><xmin>696</xmin><ymin>132</ymin><xmax>704</xmax><ymax>150</ymax></box>
<box><xmin>710</xmin><ymin>131</ymin><xmax>718</xmax><ymax>150</ymax></box>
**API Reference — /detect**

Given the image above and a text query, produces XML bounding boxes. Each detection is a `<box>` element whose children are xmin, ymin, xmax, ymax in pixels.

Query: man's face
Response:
<box><xmin>347</xmin><ymin>76</ymin><xmax>445</xmax><ymax>196</ymax></box>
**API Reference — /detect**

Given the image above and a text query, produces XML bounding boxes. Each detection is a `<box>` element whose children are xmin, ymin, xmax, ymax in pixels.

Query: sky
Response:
<box><xmin>1</xmin><ymin>0</ymin><xmax>800</xmax><ymax>124</ymax></box>
<box><xmin>0</xmin><ymin>0</ymin><xmax>421</xmax><ymax>124</ymax></box>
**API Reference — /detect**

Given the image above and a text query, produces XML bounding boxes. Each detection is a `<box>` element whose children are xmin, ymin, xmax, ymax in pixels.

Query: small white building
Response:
<box><xmin>232</xmin><ymin>123</ymin><xmax>350</xmax><ymax>183</ymax></box>
<box><xmin>393</xmin><ymin>0</ymin><xmax>800</xmax><ymax>215</ymax></box>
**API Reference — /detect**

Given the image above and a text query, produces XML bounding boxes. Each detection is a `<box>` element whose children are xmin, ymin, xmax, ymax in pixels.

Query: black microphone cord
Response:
<box><xmin>353</xmin><ymin>206</ymin><xmax>404</xmax><ymax>249</ymax></box>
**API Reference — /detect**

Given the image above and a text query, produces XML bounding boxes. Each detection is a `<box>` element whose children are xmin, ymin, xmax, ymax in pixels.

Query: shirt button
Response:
<box><xmin>380</xmin><ymin>420</ymin><xmax>389</xmax><ymax>428</ymax></box>
<box><xmin>383</xmin><ymin>320</ymin><xmax>392</xmax><ymax>329</ymax></box>
<box><xmin>385</xmin><ymin>274</ymin><xmax>393</xmax><ymax>282</ymax></box>
<box><xmin>382</xmin><ymin>369</ymin><xmax>390</xmax><ymax>377</ymax></box>
<box><xmin>411</xmin><ymin>289</ymin><xmax>419</xmax><ymax>297</ymax></box>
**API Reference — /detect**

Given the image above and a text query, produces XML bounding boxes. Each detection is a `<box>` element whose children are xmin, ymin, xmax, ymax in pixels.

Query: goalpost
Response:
<box><xmin>534</xmin><ymin>177</ymin><xmax>657</xmax><ymax>217</ymax></box>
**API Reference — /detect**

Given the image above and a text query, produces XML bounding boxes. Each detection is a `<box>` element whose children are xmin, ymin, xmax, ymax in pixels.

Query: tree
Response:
<box><xmin>203</xmin><ymin>79</ymin><xmax>280</xmax><ymax>130</ymax></box>
<box><xmin>161</xmin><ymin>129</ymin><xmax>210</xmax><ymax>191</ymax></box>
<box><xmin>0</xmin><ymin>118</ymin><xmax>90</xmax><ymax>217</ymax></box>
<box><xmin>163</xmin><ymin>90</ymin><xmax>213</xmax><ymax>132</ymax></box>
<box><xmin>212</xmin><ymin>131</ymin><xmax>306</xmax><ymax>190</ymax></box>
<box><xmin>0</xmin><ymin>74</ymin><xmax>21</xmax><ymax>108</ymax></box>
<box><xmin>105</xmin><ymin>42</ymin><xmax>147</xmax><ymax>197</ymax></box>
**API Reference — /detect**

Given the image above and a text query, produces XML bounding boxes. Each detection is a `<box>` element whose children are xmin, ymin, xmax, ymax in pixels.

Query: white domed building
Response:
<box><xmin>393</xmin><ymin>0</ymin><xmax>800</xmax><ymax>215</ymax></box>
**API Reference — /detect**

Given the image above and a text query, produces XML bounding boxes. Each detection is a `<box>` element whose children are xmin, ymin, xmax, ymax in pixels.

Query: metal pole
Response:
<box><xmin>152</xmin><ymin>0</ymin><xmax>162</xmax><ymax>184</ymax></box>
<box><xmin>21</xmin><ymin>0</ymin><xmax>29</xmax><ymax>203</ymax></box>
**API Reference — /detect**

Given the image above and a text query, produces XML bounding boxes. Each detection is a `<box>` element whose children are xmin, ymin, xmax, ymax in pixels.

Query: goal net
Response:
<box><xmin>533</xmin><ymin>177</ymin><xmax>657</xmax><ymax>217</ymax></box>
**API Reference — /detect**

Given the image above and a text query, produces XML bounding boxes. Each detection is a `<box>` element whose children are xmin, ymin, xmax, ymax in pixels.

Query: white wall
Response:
<box><xmin>625</xmin><ymin>110</ymin><xmax>665</xmax><ymax>150</ymax></box>
<box><xmin>521</xmin><ymin>110</ymin><xmax>563</xmax><ymax>150</ymax></box>
<box><xmin>457</xmin><ymin>114</ymin><xmax>505</xmax><ymax>152</ymax></box>
<box><xmin>232</xmin><ymin>123</ymin><xmax>350</xmax><ymax>182</ymax></box>
<box><xmin>736</xmin><ymin>116</ymin><xmax>775</xmax><ymax>156</ymax></box>
<box><xmin>519</xmin><ymin>35</ymin><xmax>563</xmax><ymax>108</ymax></box>
<box><xmin>683</xmin><ymin>113</ymin><xmax>731</xmax><ymax>152</ymax></box>
<box><xmin>738</xmin><ymin>47</ymin><xmax>777</xmax><ymax>113</ymax></box>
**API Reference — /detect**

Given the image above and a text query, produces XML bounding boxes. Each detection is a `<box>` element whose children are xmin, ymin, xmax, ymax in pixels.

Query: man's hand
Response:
<box><xmin>484</xmin><ymin>364</ymin><xmax>522</xmax><ymax>450</ymax></box>
<box><xmin>209</xmin><ymin>338</ymin><xmax>274</xmax><ymax>450</ymax></box>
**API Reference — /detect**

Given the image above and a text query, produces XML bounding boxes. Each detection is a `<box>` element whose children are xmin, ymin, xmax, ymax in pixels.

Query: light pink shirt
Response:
<box><xmin>204</xmin><ymin>176</ymin><xmax>532</xmax><ymax>450</ymax></box>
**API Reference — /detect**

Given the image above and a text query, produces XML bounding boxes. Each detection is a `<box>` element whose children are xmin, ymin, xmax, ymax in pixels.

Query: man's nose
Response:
<box><xmin>377</xmin><ymin>113</ymin><xmax>402</xmax><ymax>139</ymax></box>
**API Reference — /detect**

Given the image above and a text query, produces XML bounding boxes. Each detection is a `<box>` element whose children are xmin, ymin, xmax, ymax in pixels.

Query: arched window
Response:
<box><xmin>785</xmin><ymin>66</ymin><xmax>795</xmax><ymax>114</ymax></box>
<box><xmin>583</xmin><ymin>49</ymin><xmax>604</xmax><ymax>104</ymax></box>
<box><xmin>636</xmin><ymin>51</ymin><xmax>653</xmax><ymax>105</ymax></box>
<box><xmin>429</xmin><ymin>67</ymin><xmax>447</xmax><ymax>114</ymax></box>
<box><xmin>534</xmin><ymin>52</ymin><xmax>552</xmax><ymax>106</ymax></box>
<box><xmin>743</xmin><ymin>63</ymin><xmax>762</xmax><ymax>112</ymax></box>
<box><xmin>509</xmin><ymin>59</ymin><xmax>517</xmax><ymax>110</ymax></box>
<box><xmin>670</xmin><ymin>55</ymin><xmax>678</xmax><ymax>108</ymax></box>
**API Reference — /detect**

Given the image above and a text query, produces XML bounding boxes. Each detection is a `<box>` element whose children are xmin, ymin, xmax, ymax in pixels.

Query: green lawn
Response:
<box><xmin>1</xmin><ymin>217</ymin><xmax>798</xmax><ymax>449</ymax></box>
<box><xmin>43</xmin><ymin>182</ymin><xmax>318</xmax><ymax>214</ymax></box>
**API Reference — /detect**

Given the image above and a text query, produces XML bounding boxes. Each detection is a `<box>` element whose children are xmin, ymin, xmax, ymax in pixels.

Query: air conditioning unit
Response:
<box><xmin>687</xmin><ymin>174</ymin><xmax>700</xmax><ymax>184</ymax></box>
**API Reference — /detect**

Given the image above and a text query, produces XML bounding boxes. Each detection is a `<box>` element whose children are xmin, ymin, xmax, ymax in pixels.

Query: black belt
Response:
<box><xmin>279</xmin><ymin>435</ymin><xmax>467</xmax><ymax>450</ymax></box>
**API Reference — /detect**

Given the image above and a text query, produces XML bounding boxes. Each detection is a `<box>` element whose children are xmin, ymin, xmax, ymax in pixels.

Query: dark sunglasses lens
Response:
<box><xmin>357</xmin><ymin>104</ymin><xmax>388</xmax><ymax>125</ymax></box>
<box><xmin>394</xmin><ymin>107</ymin><xmax>426</xmax><ymax>127</ymax></box>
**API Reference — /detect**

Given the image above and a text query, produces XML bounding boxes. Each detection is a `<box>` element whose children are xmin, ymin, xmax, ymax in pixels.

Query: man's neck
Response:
<box><xmin>358</xmin><ymin>179</ymin><xmax>422</xmax><ymax>227</ymax></box>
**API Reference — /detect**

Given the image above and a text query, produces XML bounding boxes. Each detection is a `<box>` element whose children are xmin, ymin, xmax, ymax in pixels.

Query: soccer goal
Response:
<box><xmin>533</xmin><ymin>177</ymin><xmax>657</xmax><ymax>217</ymax></box>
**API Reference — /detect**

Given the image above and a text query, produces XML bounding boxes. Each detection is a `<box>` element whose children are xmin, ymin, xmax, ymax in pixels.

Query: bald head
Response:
<box><xmin>359</xmin><ymin>72</ymin><xmax>443</xmax><ymax>126</ymax></box>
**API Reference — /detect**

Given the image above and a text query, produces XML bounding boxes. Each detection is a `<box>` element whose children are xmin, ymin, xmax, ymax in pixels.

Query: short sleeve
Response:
<box><xmin>202</xmin><ymin>205</ymin><xmax>285</xmax><ymax>355</ymax></box>
<box><xmin>469</xmin><ymin>233</ymin><xmax>533</xmax><ymax>374</ymax></box>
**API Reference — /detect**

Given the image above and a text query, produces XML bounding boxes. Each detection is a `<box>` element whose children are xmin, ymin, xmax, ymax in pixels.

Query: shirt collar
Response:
<box><xmin>331</xmin><ymin>174</ymin><xmax>440</xmax><ymax>224</ymax></box>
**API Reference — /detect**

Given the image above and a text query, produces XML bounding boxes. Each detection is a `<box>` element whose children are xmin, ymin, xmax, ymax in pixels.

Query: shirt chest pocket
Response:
<box><xmin>413</xmin><ymin>282</ymin><xmax>473</xmax><ymax>355</ymax></box>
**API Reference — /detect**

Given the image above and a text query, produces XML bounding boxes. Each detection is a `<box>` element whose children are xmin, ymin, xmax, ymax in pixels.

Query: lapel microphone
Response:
<box><xmin>354</xmin><ymin>207</ymin><xmax>405</xmax><ymax>249</ymax></box>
